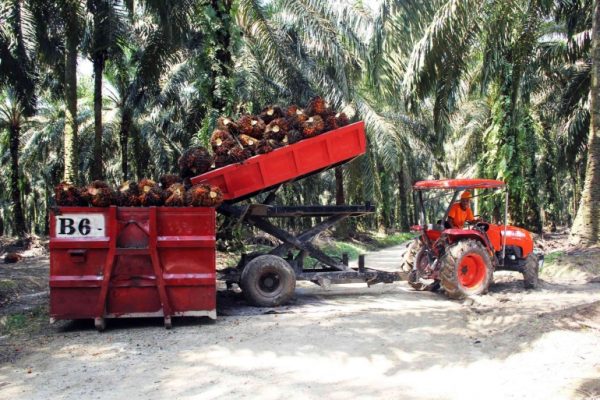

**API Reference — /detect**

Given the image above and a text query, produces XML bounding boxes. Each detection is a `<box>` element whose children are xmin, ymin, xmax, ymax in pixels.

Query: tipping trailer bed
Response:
<box><xmin>191</xmin><ymin>122</ymin><xmax>405</xmax><ymax>306</ymax></box>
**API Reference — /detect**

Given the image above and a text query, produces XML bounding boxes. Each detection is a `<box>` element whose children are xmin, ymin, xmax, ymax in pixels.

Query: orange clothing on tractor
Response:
<box><xmin>447</xmin><ymin>191</ymin><xmax>475</xmax><ymax>228</ymax></box>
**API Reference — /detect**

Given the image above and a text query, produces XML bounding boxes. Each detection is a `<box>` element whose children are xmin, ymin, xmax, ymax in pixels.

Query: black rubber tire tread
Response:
<box><xmin>400</xmin><ymin>239</ymin><xmax>422</xmax><ymax>273</ymax></box>
<box><xmin>240</xmin><ymin>255</ymin><xmax>296</xmax><ymax>307</ymax></box>
<box><xmin>522</xmin><ymin>253</ymin><xmax>539</xmax><ymax>289</ymax></box>
<box><xmin>439</xmin><ymin>239</ymin><xmax>493</xmax><ymax>300</ymax></box>
<box><xmin>408</xmin><ymin>248</ymin><xmax>439</xmax><ymax>291</ymax></box>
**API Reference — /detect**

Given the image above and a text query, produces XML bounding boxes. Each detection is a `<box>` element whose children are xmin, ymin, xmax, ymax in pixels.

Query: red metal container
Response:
<box><xmin>191</xmin><ymin>121</ymin><xmax>366</xmax><ymax>201</ymax></box>
<box><xmin>49</xmin><ymin>206</ymin><xmax>216</xmax><ymax>329</ymax></box>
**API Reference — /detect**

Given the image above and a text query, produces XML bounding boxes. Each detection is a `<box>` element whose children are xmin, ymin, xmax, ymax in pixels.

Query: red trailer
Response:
<box><xmin>48</xmin><ymin>121</ymin><xmax>403</xmax><ymax>329</ymax></box>
<box><xmin>49</xmin><ymin>207</ymin><xmax>216</xmax><ymax>330</ymax></box>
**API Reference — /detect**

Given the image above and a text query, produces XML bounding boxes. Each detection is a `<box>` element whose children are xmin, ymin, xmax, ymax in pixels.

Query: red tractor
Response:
<box><xmin>402</xmin><ymin>179</ymin><xmax>543</xmax><ymax>299</ymax></box>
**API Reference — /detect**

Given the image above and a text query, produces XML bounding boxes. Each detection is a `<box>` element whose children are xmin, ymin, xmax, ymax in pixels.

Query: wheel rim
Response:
<box><xmin>258</xmin><ymin>271</ymin><xmax>281</xmax><ymax>293</ymax></box>
<box><xmin>458</xmin><ymin>253</ymin><xmax>487</xmax><ymax>288</ymax></box>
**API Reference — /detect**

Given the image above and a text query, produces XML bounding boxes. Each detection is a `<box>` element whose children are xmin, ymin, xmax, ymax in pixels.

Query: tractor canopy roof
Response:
<box><xmin>413</xmin><ymin>178</ymin><xmax>506</xmax><ymax>190</ymax></box>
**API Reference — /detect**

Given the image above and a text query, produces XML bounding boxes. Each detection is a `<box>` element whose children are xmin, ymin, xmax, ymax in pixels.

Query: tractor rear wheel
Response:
<box><xmin>439</xmin><ymin>240</ymin><xmax>493</xmax><ymax>299</ymax></box>
<box><xmin>400</xmin><ymin>239</ymin><xmax>422</xmax><ymax>273</ymax></box>
<box><xmin>240</xmin><ymin>255</ymin><xmax>296</xmax><ymax>307</ymax></box>
<box><xmin>522</xmin><ymin>253</ymin><xmax>539</xmax><ymax>289</ymax></box>
<box><xmin>408</xmin><ymin>249</ymin><xmax>440</xmax><ymax>291</ymax></box>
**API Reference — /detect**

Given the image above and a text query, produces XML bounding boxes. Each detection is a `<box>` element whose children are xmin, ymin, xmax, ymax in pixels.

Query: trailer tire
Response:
<box><xmin>241</xmin><ymin>255</ymin><xmax>296</xmax><ymax>307</ymax></box>
<box><xmin>439</xmin><ymin>240</ymin><xmax>493</xmax><ymax>300</ymax></box>
<box><xmin>522</xmin><ymin>254</ymin><xmax>539</xmax><ymax>289</ymax></box>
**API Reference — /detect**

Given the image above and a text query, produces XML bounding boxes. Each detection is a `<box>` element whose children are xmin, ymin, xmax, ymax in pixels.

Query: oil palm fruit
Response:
<box><xmin>255</xmin><ymin>140</ymin><xmax>274</xmax><ymax>154</ymax></box>
<box><xmin>138</xmin><ymin>179</ymin><xmax>164</xmax><ymax>206</ymax></box>
<box><xmin>228</xmin><ymin>146</ymin><xmax>253</xmax><ymax>163</ymax></box>
<box><xmin>260</xmin><ymin>105</ymin><xmax>285</xmax><ymax>124</ymax></box>
<box><xmin>54</xmin><ymin>182</ymin><xmax>86</xmax><ymax>206</ymax></box>
<box><xmin>265</xmin><ymin>118</ymin><xmax>289</xmax><ymax>141</ymax></box>
<box><xmin>210</xmin><ymin>129</ymin><xmax>236</xmax><ymax>155</ymax></box>
<box><xmin>113</xmin><ymin>181</ymin><xmax>141</xmax><ymax>206</ymax></box>
<box><xmin>286</xmin><ymin>105</ymin><xmax>308</xmax><ymax>128</ymax></box>
<box><xmin>186</xmin><ymin>184</ymin><xmax>224</xmax><ymax>207</ymax></box>
<box><xmin>305</xmin><ymin>96</ymin><xmax>327</xmax><ymax>116</ymax></box>
<box><xmin>178</xmin><ymin>146</ymin><xmax>212</xmax><ymax>178</ymax></box>
<box><xmin>159</xmin><ymin>174</ymin><xmax>181</xmax><ymax>189</ymax></box>
<box><xmin>83</xmin><ymin>181</ymin><xmax>112</xmax><ymax>207</ymax></box>
<box><xmin>214</xmin><ymin>154</ymin><xmax>232</xmax><ymax>169</ymax></box>
<box><xmin>287</xmin><ymin>129</ymin><xmax>302</xmax><ymax>144</ymax></box>
<box><xmin>237</xmin><ymin>115</ymin><xmax>266</xmax><ymax>139</ymax></box>
<box><xmin>324</xmin><ymin>112</ymin><xmax>350</xmax><ymax>131</ymax></box>
<box><xmin>301</xmin><ymin>115</ymin><xmax>325</xmax><ymax>138</ymax></box>
<box><xmin>238</xmin><ymin>134</ymin><xmax>260</xmax><ymax>152</ymax></box>
<box><xmin>164</xmin><ymin>183</ymin><xmax>186</xmax><ymax>207</ymax></box>
<box><xmin>216</xmin><ymin>116</ymin><xmax>239</xmax><ymax>135</ymax></box>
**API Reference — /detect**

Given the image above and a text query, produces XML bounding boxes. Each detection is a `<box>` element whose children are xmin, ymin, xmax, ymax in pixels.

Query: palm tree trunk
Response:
<box><xmin>63</xmin><ymin>35</ymin><xmax>79</xmax><ymax>184</ymax></box>
<box><xmin>92</xmin><ymin>53</ymin><xmax>104</xmax><ymax>180</ymax></box>
<box><xmin>120</xmin><ymin>108</ymin><xmax>132</xmax><ymax>181</ymax></box>
<box><xmin>398</xmin><ymin>170</ymin><xmax>410</xmax><ymax>231</ymax></box>
<box><xmin>9</xmin><ymin>122</ymin><xmax>26</xmax><ymax>237</ymax></box>
<box><xmin>570</xmin><ymin>0</ymin><xmax>600</xmax><ymax>245</ymax></box>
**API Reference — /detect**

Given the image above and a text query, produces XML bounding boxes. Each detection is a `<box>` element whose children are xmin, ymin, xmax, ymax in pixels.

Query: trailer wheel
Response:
<box><xmin>240</xmin><ymin>255</ymin><xmax>296</xmax><ymax>307</ymax></box>
<box><xmin>439</xmin><ymin>240</ymin><xmax>493</xmax><ymax>299</ymax></box>
<box><xmin>522</xmin><ymin>254</ymin><xmax>539</xmax><ymax>289</ymax></box>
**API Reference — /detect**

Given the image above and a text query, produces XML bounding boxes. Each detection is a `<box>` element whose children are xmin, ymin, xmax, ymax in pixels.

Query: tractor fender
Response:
<box><xmin>442</xmin><ymin>229</ymin><xmax>491</xmax><ymax>251</ymax></box>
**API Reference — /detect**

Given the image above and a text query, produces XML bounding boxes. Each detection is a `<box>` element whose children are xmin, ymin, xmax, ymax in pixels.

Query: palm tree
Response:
<box><xmin>570</xmin><ymin>0</ymin><xmax>600</xmax><ymax>245</ymax></box>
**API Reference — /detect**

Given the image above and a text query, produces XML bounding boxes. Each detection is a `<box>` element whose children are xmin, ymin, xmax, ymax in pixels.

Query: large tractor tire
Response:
<box><xmin>408</xmin><ymin>248</ymin><xmax>440</xmax><ymax>292</ymax></box>
<box><xmin>400</xmin><ymin>239</ymin><xmax>422</xmax><ymax>273</ymax></box>
<box><xmin>522</xmin><ymin>253</ymin><xmax>539</xmax><ymax>289</ymax></box>
<box><xmin>439</xmin><ymin>240</ymin><xmax>493</xmax><ymax>299</ymax></box>
<box><xmin>240</xmin><ymin>255</ymin><xmax>296</xmax><ymax>307</ymax></box>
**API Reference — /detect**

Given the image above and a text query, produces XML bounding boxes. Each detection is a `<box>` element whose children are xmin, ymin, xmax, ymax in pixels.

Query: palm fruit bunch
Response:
<box><xmin>82</xmin><ymin>181</ymin><xmax>112</xmax><ymax>207</ymax></box>
<box><xmin>178</xmin><ymin>146</ymin><xmax>212</xmax><ymax>179</ymax></box>
<box><xmin>186</xmin><ymin>184</ymin><xmax>224</xmax><ymax>207</ymax></box>
<box><xmin>216</xmin><ymin>116</ymin><xmax>239</xmax><ymax>135</ymax></box>
<box><xmin>255</xmin><ymin>140</ymin><xmax>274</xmax><ymax>154</ymax></box>
<box><xmin>210</xmin><ymin>129</ymin><xmax>237</xmax><ymax>155</ymax></box>
<box><xmin>54</xmin><ymin>182</ymin><xmax>86</xmax><ymax>206</ymax></box>
<box><xmin>264</xmin><ymin>118</ymin><xmax>289</xmax><ymax>141</ymax></box>
<box><xmin>301</xmin><ymin>115</ymin><xmax>325</xmax><ymax>138</ymax></box>
<box><xmin>138</xmin><ymin>179</ymin><xmax>164</xmax><ymax>206</ymax></box>
<box><xmin>305</xmin><ymin>96</ymin><xmax>327</xmax><ymax>117</ymax></box>
<box><xmin>325</xmin><ymin>112</ymin><xmax>350</xmax><ymax>131</ymax></box>
<box><xmin>159</xmin><ymin>174</ymin><xmax>181</xmax><ymax>189</ymax></box>
<box><xmin>112</xmin><ymin>181</ymin><xmax>141</xmax><ymax>206</ymax></box>
<box><xmin>286</xmin><ymin>105</ymin><xmax>308</xmax><ymax>129</ymax></box>
<box><xmin>164</xmin><ymin>183</ymin><xmax>186</xmax><ymax>207</ymax></box>
<box><xmin>237</xmin><ymin>133</ymin><xmax>260</xmax><ymax>152</ymax></box>
<box><xmin>237</xmin><ymin>115</ymin><xmax>266</xmax><ymax>139</ymax></box>
<box><xmin>259</xmin><ymin>105</ymin><xmax>285</xmax><ymax>124</ymax></box>
<box><xmin>228</xmin><ymin>146</ymin><xmax>253</xmax><ymax>163</ymax></box>
<box><xmin>287</xmin><ymin>129</ymin><xmax>303</xmax><ymax>145</ymax></box>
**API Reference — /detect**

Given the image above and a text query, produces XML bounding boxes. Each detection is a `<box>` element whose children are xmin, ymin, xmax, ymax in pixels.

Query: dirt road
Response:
<box><xmin>1</xmin><ymin>244</ymin><xmax>599</xmax><ymax>399</ymax></box>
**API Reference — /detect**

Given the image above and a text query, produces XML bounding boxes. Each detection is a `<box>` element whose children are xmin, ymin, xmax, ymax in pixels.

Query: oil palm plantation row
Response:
<box><xmin>0</xmin><ymin>0</ymin><xmax>598</xmax><ymax>245</ymax></box>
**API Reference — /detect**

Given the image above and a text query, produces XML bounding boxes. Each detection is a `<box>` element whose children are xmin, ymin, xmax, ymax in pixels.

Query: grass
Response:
<box><xmin>0</xmin><ymin>306</ymin><xmax>48</xmax><ymax>337</ymax></box>
<box><xmin>544</xmin><ymin>251</ymin><xmax>565</xmax><ymax>265</ymax></box>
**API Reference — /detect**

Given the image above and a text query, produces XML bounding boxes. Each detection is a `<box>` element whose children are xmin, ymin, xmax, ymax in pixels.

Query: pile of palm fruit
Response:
<box><xmin>209</xmin><ymin>96</ymin><xmax>349</xmax><ymax>168</ymax></box>
<box><xmin>54</xmin><ymin>97</ymin><xmax>348</xmax><ymax>208</ymax></box>
<box><xmin>54</xmin><ymin>176</ymin><xmax>223</xmax><ymax>208</ymax></box>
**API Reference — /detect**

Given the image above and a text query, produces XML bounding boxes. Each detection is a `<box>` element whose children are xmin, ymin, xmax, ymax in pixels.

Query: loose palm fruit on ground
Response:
<box><xmin>178</xmin><ymin>146</ymin><xmax>212</xmax><ymax>178</ymax></box>
<box><xmin>54</xmin><ymin>182</ymin><xmax>86</xmax><ymax>206</ymax></box>
<box><xmin>237</xmin><ymin>115</ymin><xmax>266</xmax><ymax>139</ymax></box>
<box><xmin>211</xmin><ymin>129</ymin><xmax>237</xmax><ymax>155</ymax></box>
<box><xmin>83</xmin><ymin>181</ymin><xmax>112</xmax><ymax>207</ymax></box>
<box><xmin>301</xmin><ymin>115</ymin><xmax>325</xmax><ymax>138</ymax></box>
<box><xmin>138</xmin><ymin>179</ymin><xmax>164</xmax><ymax>206</ymax></box>
<box><xmin>186</xmin><ymin>184</ymin><xmax>224</xmax><ymax>207</ymax></box>
<box><xmin>260</xmin><ymin>105</ymin><xmax>285</xmax><ymax>124</ymax></box>
<box><xmin>164</xmin><ymin>183</ymin><xmax>186</xmax><ymax>207</ymax></box>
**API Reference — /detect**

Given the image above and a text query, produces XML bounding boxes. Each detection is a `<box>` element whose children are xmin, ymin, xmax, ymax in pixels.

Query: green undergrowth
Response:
<box><xmin>222</xmin><ymin>231</ymin><xmax>415</xmax><ymax>268</ymax></box>
<box><xmin>541</xmin><ymin>249</ymin><xmax>600</xmax><ymax>281</ymax></box>
<box><xmin>0</xmin><ymin>306</ymin><xmax>47</xmax><ymax>337</ymax></box>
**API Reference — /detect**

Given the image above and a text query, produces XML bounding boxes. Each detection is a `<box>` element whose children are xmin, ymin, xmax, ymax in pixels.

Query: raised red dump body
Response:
<box><xmin>191</xmin><ymin>121</ymin><xmax>367</xmax><ymax>201</ymax></box>
<box><xmin>49</xmin><ymin>206</ymin><xmax>216</xmax><ymax>328</ymax></box>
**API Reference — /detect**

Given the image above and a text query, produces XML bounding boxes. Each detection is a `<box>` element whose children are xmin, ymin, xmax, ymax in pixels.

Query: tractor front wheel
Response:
<box><xmin>439</xmin><ymin>240</ymin><xmax>493</xmax><ymax>299</ymax></box>
<box><xmin>522</xmin><ymin>254</ymin><xmax>539</xmax><ymax>289</ymax></box>
<box><xmin>240</xmin><ymin>255</ymin><xmax>296</xmax><ymax>307</ymax></box>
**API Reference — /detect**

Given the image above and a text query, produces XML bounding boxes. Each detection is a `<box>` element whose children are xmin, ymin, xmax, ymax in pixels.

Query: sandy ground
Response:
<box><xmin>1</xmin><ymin>242</ymin><xmax>600</xmax><ymax>400</ymax></box>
